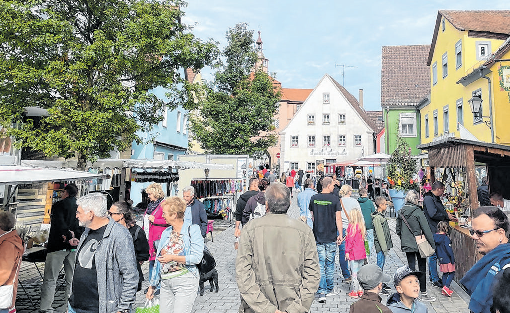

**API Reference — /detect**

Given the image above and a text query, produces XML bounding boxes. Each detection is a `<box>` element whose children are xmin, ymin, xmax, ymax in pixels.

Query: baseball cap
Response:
<box><xmin>358</xmin><ymin>264</ymin><xmax>391</xmax><ymax>290</ymax></box>
<box><xmin>393</xmin><ymin>266</ymin><xmax>424</xmax><ymax>286</ymax></box>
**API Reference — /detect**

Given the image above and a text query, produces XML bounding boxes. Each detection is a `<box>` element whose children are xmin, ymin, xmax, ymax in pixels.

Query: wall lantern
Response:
<box><xmin>468</xmin><ymin>95</ymin><xmax>483</xmax><ymax>114</ymax></box>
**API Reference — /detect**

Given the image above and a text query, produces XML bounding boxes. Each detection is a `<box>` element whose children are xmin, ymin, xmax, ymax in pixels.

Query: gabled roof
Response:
<box><xmin>280</xmin><ymin>74</ymin><xmax>377</xmax><ymax>134</ymax></box>
<box><xmin>329</xmin><ymin>75</ymin><xmax>378</xmax><ymax>132</ymax></box>
<box><xmin>381</xmin><ymin>45</ymin><xmax>431</xmax><ymax>107</ymax></box>
<box><xmin>366</xmin><ymin>111</ymin><xmax>384</xmax><ymax>133</ymax></box>
<box><xmin>428</xmin><ymin>10</ymin><xmax>510</xmax><ymax>65</ymax></box>
<box><xmin>281</xmin><ymin>88</ymin><xmax>313</xmax><ymax>102</ymax></box>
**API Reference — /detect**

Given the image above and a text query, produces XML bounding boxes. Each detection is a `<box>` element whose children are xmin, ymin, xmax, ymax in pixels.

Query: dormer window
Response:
<box><xmin>476</xmin><ymin>41</ymin><xmax>491</xmax><ymax>61</ymax></box>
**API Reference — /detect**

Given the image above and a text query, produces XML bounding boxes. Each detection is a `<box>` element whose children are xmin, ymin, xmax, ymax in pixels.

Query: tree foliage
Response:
<box><xmin>186</xmin><ymin>23</ymin><xmax>281</xmax><ymax>157</ymax></box>
<box><xmin>0</xmin><ymin>0</ymin><xmax>218</xmax><ymax>168</ymax></box>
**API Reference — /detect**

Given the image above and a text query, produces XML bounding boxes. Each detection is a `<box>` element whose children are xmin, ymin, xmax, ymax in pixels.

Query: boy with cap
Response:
<box><xmin>349</xmin><ymin>264</ymin><xmax>392</xmax><ymax>313</ymax></box>
<box><xmin>386</xmin><ymin>266</ymin><xmax>428</xmax><ymax>313</ymax></box>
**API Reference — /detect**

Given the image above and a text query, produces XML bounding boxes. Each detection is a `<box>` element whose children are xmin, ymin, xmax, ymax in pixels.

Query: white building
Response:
<box><xmin>280</xmin><ymin>74</ymin><xmax>377</xmax><ymax>174</ymax></box>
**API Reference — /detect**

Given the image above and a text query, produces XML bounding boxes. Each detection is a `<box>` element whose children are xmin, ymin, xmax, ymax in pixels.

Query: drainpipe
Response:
<box><xmin>482</xmin><ymin>76</ymin><xmax>495</xmax><ymax>143</ymax></box>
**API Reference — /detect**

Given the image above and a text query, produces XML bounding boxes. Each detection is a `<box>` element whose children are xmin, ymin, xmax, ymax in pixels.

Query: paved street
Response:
<box><xmin>16</xmin><ymin>193</ymin><xmax>470</xmax><ymax>313</ymax></box>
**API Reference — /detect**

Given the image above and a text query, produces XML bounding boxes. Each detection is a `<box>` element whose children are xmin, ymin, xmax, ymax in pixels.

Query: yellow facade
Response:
<box><xmin>420</xmin><ymin>14</ymin><xmax>509</xmax><ymax>145</ymax></box>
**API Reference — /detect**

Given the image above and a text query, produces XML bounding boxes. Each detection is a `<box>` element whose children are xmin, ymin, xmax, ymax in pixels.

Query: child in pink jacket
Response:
<box><xmin>345</xmin><ymin>208</ymin><xmax>367</xmax><ymax>299</ymax></box>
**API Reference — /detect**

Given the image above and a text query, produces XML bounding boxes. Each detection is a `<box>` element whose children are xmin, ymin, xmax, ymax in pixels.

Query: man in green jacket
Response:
<box><xmin>371</xmin><ymin>197</ymin><xmax>393</xmax><ymax>294</ymax></box>
<box><xmin>236</xmin><ymin>182</ymin><xmax>320</xmax><ymax>313</ymax></box>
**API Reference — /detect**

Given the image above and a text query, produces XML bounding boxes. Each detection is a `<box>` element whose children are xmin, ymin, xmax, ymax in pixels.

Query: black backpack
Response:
<box><xmin>197</xmin><ymin>246</ymin><xmax>216</xmax><ymax>274</ymax></box>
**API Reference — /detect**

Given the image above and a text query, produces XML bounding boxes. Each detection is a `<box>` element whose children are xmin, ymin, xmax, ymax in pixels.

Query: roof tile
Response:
<box><xmin>381</xmin><ymin>45</ymin><xmax>431</xmax><ymax>107</ymax></box>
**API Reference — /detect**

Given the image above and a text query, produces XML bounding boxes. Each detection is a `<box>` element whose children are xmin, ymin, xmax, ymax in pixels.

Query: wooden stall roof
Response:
<box><xmin>418</xmin><ymin>138</ymin><xmax>510</xmax><ymax>167</ymax></box>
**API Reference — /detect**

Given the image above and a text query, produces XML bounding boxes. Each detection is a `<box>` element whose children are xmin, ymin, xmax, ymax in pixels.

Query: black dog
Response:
<box><xmin>199</xmin><ymin>268</ymin><xmax>219</xmax><ymax>296</ymax></box>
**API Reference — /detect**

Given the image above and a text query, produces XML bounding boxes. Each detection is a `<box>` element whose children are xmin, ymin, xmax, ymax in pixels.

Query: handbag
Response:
<box><xmin>0</xmin><ymin>231</ymin><xmax>21</xmax><ymax>309</ymax></box>
<box><xmin>135</xmin><ymin>299</ymin><xmax>159</xmax><ymax>313</ymax></box>
<box><xmin>399</xmin><ymin>212</ymin><xmax>435</xmax><ymax>258</ymax></box>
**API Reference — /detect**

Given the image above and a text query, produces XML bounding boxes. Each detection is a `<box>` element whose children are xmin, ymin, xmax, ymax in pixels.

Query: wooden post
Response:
<box><xmin>466</xmin><ymin>145</ymin><xmax>479</xmax><ymax>211</ymax></box>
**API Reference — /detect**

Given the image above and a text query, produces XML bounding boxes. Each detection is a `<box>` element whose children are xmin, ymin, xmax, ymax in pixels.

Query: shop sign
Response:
<box><xmin>309</xmin><ymin>148</ymin><xmax>347</xmax><ymax>156</ymax></box>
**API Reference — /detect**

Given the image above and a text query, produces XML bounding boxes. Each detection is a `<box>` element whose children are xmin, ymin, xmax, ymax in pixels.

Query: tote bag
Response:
<box><xmin>399</xmin><ymin>213</ymin><xmax>435</xmax><ymax>258</ymax></box>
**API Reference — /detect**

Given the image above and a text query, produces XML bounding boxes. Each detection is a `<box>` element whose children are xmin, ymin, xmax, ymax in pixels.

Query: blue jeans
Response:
<box><xmin>442</xmin><ymin>271</ymin><xmax>455</xmax><ymax>288</ymax></box>
<box><xmin>428</xmin><ymin>253</ymin><xmax>439</xmax><ymax>283</ymax></box>
<box><xmin>317</xmin><ymin>242</ymin><xmax>337</xmax><ymax>295</ymax></box>
<box><xmin>366</xmin><ymin>229</ymin><xmax>375</xmax><ymax>258</ymax></box>
<box><xmin>377</xmin><ymin>251</ymin><xmax>386</xmax><ymax>270</ymax></box>
<box><xmin>338</xmin><ymin>228</ymin><xmax>351</xmax><ymax>279</ymax></box>
<box><xmin>149</xmin><ymin>260</ymin><xmax>160</xmax><ymax>291</ymax></box>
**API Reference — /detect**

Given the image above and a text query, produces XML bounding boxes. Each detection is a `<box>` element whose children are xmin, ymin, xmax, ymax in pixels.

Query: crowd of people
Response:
<box><xmin>3</xmin><ymin>173</ymin><xmax>510</xmax><ymax>313</ymax></box>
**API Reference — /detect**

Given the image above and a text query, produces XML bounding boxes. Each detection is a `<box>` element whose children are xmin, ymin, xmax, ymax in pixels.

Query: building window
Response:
<box><xmin>326</xmin><ymin>159</ymin><xmax>336</xmax><ymax>165</ymax></box>
<box><xmin>476</xmin><ymin>41</ymin><xmax>491</xmax><ymax>60</ymax></box>
<box><xmin>323</xmin><ymin>114</ymin><xmax>330</xmax><ymax>125</ymax></box>
<box><xmin>182</xmin><ymin>115</ymin><xmax>188</xmax><ymax>134</ymax></box>
<box><xmin>307</xmin><ymin>162</ymin><xmax>315</xmax><ymax>172</ymax></box>
<box><xmin>432</xmin><ymin>62</ymin><xmax>437</xmax><ymax>85</ymax></box>
<box><xmin>338</xmin><ymin>114</ymin><xmax>346</xmax><ymax>125</ymax></box>
<box><xmin>167</xmin><ymin>154</ymin><xmax>174</xmax><ymax>161</ymax></box>
<box><xmin>154</xmin><ymin>152</ymin><xmax>164</xmax><ymax>161</ymax></box>
<box><xmin>291</xmin><ymin>136</ymin><xmax>298</xmax><ymax>147</ymax></box>
<box><xmin>274</xmin><ymin>118</ymin><xmax>280</xmax><ymax>129</ymax></box>
<box><xmin>443</xmin><ymin>105</ymin><xmax>449</xmax><ymax>133</ymax></box>
<box><xmin>323</xmin><ymin>92</ymin><xmax>330</xmax><ymax>104</ymax></box>
<box><xmin>354</xmin><ymin>135</ymin><xmax>362</xmax><ymax>146</ymax></box>
<box><xmin>323</xmin><ymin>135</ymin><xmax>331</xmax><ymax>147</ymax></box>
<box><xmin>442</xmin><ymin>18</ymin><xmax>445</xmax><ymax>32</ymax></box>
<box><xmin>290</xmin><ymin>162</ymin><xmax>299</xmax><ymax>170</ymax></box>
<box><xmin>176</xmin><ymin>111</ymin><xmax>181</xmax><ymax>132</ymax></box>
<box><xmin>338</xmin><ymin>135</ymin><xmax>346</xmax><ymax>146</ymax></box>
<box><xmin>307</xmin><ymin>114</ymin><xmax>315</xmax><ymax>125</ymax></box>
<box><xmin>296</xmin><ymin>104</ymin><xmax>301</xmax><ymax>111</ymax></box>
<box><xmin>456</xmin><ymin>98</ymin><xmax>463</xmax><ymax>130</ymax></box>
<box><xmin>455</xmin><ymin>40</ymin><xmax>462</xmax><ymax>69</ymax></box>
<box><xmin>442</xmin><ymin>52</ymin><xmax>448</xmax><ymax>78</ymax></box>
<box><xmin>399</xmin><ymin>113</ymin><xmax>417</xmax><ymax>137</ymax></box>
<box><xmin>308</xmin><ymin>135</ymin><xmax>315</xmax><ymax>147</ymax></box>
<box><xmin>425</xmin><ymin>114</ymin><xmax>429</xmax><ymax>138</ymax></box>
<box><xmin>472</xmin><ymin>89</ymin><xmax>483</xmax><ymax>124</ymax></box>
<box><xmin>433</xmin><ymin>109</ymin><xmax>438</xmax><ymax>136</ymax></box>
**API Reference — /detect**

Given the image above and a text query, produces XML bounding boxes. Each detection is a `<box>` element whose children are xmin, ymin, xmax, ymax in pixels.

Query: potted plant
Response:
<box><xmin>387</xmin><ymin>136</ymin><xmax>418</xmax><ymax>213</ymax></box>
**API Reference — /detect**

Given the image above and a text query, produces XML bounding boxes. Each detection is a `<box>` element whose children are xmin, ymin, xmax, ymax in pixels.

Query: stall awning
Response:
<box><xmin>0</xmin><ymin>166</ymin><xmax>104</xmax><ymax>185</ymax></box>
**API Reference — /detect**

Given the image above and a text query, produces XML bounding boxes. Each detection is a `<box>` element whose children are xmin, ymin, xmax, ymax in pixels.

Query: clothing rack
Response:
<box><xmin>190</xmin><ymin>178</ymin><xmax>243</xmax><ymax>199</ymax></box>
<box><xmin>201</xmin><ymin>195</ymin><xmax>235</xmax><ymax>221</ymax></box>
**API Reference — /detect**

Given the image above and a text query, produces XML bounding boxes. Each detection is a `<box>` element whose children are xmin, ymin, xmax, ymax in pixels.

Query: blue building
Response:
<box><xmin>130</xmin><ymin>85</ymin><xmax>189</xmax><ymax>204</ymax></box>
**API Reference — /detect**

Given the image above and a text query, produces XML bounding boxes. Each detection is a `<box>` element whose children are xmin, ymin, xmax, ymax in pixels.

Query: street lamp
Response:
<box><xmin>468</xmin><ymin>95</ymin><xmax>483</xmax><ymax>115</ymax></box>
<box><xmin>467</xmin><ymin>91</ymin><xmax>494</xmax><ymax>143</ymax></box>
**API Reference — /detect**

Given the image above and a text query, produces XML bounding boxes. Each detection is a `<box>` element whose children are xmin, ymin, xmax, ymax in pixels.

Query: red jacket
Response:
<box><xmin>345</xmin><ymin>224</ymin><xmax>366</xmax><ymax>261</ymax></box>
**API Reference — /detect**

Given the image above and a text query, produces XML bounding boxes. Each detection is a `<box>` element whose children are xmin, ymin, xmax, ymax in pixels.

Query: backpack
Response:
<box><xmin>250</xmin><ymin>202</ymin><xmax>266</xmax><ymax>220</ymax></box>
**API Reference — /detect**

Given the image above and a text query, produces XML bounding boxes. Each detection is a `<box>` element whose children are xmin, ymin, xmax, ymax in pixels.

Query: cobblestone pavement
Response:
<box><xmin>17</xmin><ymin>193</ymin><xmax>470</xmax><ymax>313</ymax></box>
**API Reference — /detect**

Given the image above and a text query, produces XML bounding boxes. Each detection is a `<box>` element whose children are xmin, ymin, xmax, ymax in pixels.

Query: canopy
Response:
<box><xmin>359</xmin><ymin>153</ymin><xmax>390</xmax><ymax>163</ymax></box>
<box><xmin>353</xmin><ymin>160</ymin><xmax>384</xmax><ymax>166</ymax></box>
<box><xmin>0</xmin><ymin>165</ymin><xmax>104</xmax><ymax>185</ymax></box>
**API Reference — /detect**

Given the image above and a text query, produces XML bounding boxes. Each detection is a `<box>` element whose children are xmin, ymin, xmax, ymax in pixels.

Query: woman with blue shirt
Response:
<box><xmin>146</xmin><ymin>197</ymin><xmax>204</xmax><ymax>313</ymax></box>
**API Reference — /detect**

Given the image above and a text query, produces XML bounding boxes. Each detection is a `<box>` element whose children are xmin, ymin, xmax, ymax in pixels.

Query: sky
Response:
<box><xmin>182</xmin><ymin>0</ymin><xmax>508</xmax><ymax>111</ymax></box>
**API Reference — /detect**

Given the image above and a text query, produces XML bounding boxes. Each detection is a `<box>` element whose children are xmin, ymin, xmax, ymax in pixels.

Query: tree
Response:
<box><xmin>387</xmin><ymin>135</ymin><xmax>418</xmax><ymax>191</ymax></box>
<box><xmin>186</xmin><ymin>23</ymin><xmax>281</xmax><ymax>156</ymax></box>
<box><xmin>0</xmin><ymin>0</ymin><xmax>218</xmax><ymax>168</ymax></box>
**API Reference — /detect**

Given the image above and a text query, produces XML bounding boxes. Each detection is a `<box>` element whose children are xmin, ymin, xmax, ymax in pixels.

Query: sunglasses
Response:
<box><xmin>469</xmin><ymin>228</ymin><xmax>499</xmax><ymax>237</ymax></box>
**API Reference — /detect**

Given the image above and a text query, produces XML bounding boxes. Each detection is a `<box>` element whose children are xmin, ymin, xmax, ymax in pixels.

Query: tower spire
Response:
<box><xmin>256</xmin><ymin>31</ymin><xmax>263</xmax><ymax>51</ymax></box>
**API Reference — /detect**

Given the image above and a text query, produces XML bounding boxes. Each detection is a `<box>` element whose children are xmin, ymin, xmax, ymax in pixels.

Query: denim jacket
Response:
<box><xmin>149</xmin><ymin>221</ymin><xmax>204</xmax><ymax>286</ymax></box>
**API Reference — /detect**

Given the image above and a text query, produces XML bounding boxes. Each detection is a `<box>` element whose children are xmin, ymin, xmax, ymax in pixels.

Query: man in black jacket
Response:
<box><xmin>422</xmin><ymin>181</ymin><xmax>454</xmax><ymax>288</ymax></box>
<box><xmin>234</xmin><ymin>177</ymin><xmax>259</xmax><ymax>238</ymax></box>
<box><xmin>40</xmin><ymin>183</ymin><xmax>83</xmax><ymax>313</ymax></box>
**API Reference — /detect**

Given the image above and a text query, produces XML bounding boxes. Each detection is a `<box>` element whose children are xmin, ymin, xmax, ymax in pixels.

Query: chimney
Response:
<box><xmin>359</xmin><ymin>89</ymin><xmax>364</xmax><ymax>108</ymax></box>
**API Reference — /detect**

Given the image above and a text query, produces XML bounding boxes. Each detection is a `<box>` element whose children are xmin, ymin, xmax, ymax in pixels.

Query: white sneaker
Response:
<box><xmin>326</xmin><ymin>290</ymin><xmax>339</xmax><ymax>297</ymax></box>
<box><xmin>318</xmin><ymin>295</ymin><xmax>326</xmax><ymax>303</ymax></box>
<box><xmin>419</xmin><ymin>292</ymin><xmax>436</xmax><ymax>302</ymax></box>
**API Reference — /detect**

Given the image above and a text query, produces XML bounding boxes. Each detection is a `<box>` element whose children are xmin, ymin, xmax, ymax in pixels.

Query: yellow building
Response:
<box><xmin>420</xmin><ymin>10</ymin><xmax>510</xmax><ymax>145</ymax></box>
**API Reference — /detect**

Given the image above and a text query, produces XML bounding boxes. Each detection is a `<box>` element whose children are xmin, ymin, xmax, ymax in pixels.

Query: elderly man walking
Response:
<box><xmin>298</xmin><ymin>178</ymin><xmax>317</xmax><ymax>228</ymax></box>
<box><xmin>182</xmin><ymin>186</ymin><xmax>208</xmax><ymax>237</ymax></box>
<box><xmin>68</xmin><ymin>193</ymin><xmax>138</xmax><ymax>313</ymax></box>
<box><xmin>236</xmin><ymin>182</ymin><xmax>320</xmax><ymax>313</ymax></box>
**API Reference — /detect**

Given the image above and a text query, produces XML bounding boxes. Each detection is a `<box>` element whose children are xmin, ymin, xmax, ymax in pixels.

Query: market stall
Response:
<box><xmin>418</xmin><ymin>138</ymin><xmax>510</xmax><ymax>281</ymax></box>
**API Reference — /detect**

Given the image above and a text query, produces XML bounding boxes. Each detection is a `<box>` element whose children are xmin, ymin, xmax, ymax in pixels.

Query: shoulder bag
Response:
<box><xmin>0</xmin><ymin>231</ymin><xmax>22</xmax><ymax>309</ymax></box>
<box><xmin>399</xmin><ymin>212</ymin><xmax>435</xmax><ymax>258</ymax></box>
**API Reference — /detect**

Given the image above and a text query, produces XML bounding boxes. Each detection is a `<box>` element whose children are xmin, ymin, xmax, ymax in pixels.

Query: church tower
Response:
<box><xmin>254</xmin><ymin>31</ymin><xmax>269</xmax><ymax>73</ymax></box>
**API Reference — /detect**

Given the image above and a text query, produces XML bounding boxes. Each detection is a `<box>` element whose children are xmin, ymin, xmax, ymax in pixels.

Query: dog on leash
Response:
<box><xmin>199</xmin><ymin>268</ymin><xmax>219</xmax><ymax>296</ymax></box>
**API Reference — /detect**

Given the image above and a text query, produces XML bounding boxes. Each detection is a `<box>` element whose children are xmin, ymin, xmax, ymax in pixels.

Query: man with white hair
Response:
<box><xmin>182</xmin><ymin>186</ymin><xmax>208</xmax><ymax>237</ymax></box>
<box><xmin>68</xmin><ymin>193</ymin><xmax>138</xmax><ymax>313</ymax></box>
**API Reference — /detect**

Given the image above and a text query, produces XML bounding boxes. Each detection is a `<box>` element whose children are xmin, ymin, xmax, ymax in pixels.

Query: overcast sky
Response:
<box><xmin>182</xmin><ymin>0</ymin><xmax>508</xmax><ymax>111</ymax></box>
